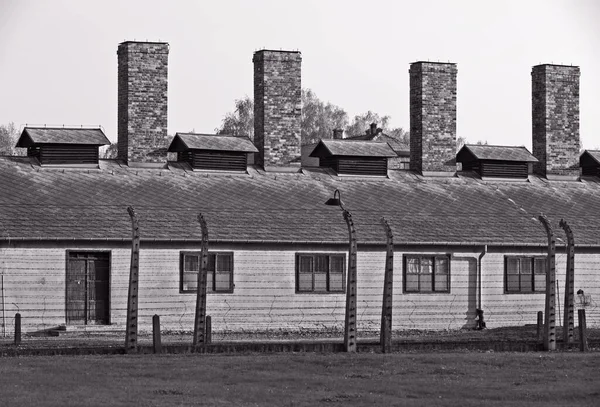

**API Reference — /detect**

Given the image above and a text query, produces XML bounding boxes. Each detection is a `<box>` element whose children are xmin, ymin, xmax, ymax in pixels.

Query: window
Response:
<box><xmin>180</xmin><ymin>252</ymin><xmax>233</xmax><ymax>293</ymax></box>
<box><xmin>505</xmin><ymin>256</ymin><xmax>546</xmax><ymax>293</ymax></box>
<box><xmin>296</xmin><ymin>253</ymin><xmax>345</xmax><ymax>293</ymax></box>
<box><xmin>403</xmin><ymin>255</ymin><xmax>450</xmax><ymax>293</ymax></box>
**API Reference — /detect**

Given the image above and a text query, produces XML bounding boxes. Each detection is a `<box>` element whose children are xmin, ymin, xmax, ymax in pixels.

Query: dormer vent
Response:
<box><xmin>309</xmin><ymin>139</ymin><xmax>396</xmax><ymax>176</ymax></box>
<box><xmin>16</xmin><ymin>127</ymin><xmax>110</xmax><ymax>165</ymax></box>
<box><xmin>580</xmin><ymin>150</ymin><xmax>600</xmax><ymax>177</ymax></box>
<box><xmin>168</xmin><ymin>133</ymin><xmax>258</xmax><ymax>172</ymax></box>
<box><xmin>457</xmin><ymin>144</ymin><xmax>538</xmax><ymax>179</ymax></box>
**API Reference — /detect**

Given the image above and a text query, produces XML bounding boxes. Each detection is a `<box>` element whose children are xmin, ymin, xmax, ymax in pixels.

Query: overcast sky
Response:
<box><xmin>1</xmin><ymin>0</ymin><xmax>598</xmax><ymax>149</ymax></box>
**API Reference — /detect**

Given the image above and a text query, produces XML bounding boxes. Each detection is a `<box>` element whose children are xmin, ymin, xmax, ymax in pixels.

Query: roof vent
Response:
<box><xmin>309</xmin><ymin>139</ymin><xmax>396</xmax><ymax>176</ymax></box>
<box><xmin>168</xmin><ymin>133</ymin><xmax>258</xmax><ymax>172</ymax></box>
<box><xmin>580</xmin><ymin>150</ymin><xmax>600</xmax><ymax>177</ymax></box>
<box><xmin>457</xmin><ymin>145</ymin><xmax>538</xmax><ymax>179</ymax></box>
<box><xmin>16</xmin><ymin>127</ymin><xmax>110</xmax><ymax>165</ymax></box>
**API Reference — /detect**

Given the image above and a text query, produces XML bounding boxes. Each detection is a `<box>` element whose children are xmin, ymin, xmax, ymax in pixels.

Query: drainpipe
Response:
<box><xmin>476</xmin><ymin>245</ymin><xmax>488</xmax><ymax>329</ymax></box>
<box><xmin>2</xmin><ymin>273</ymin><xmax>5</xmax><ymax>338</ymax></box>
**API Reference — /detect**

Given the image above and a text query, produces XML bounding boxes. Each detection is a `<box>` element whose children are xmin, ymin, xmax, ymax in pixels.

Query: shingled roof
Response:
<box><xmin>309</xmin><ymin>140</ymin><xmax>396</xmax><ymax>158</ymax></box>
<box><xmin>168</xmin><ymin>133</ymin><xmax>258</xmax><ymax>153</ymax></box>
<box><xmin>1</xmin><ymin>156</ymin><xmax>599</xmax><ymax>247</ymax></box>
<box><xmin>16</xmin><ymin>127</ymin><xmax>110</xmax><ymax>147</ymax></box>
<box><xmin>459</xmin><ymin>144</ymin><xmax>538</xmax><ymax>162</ymax></box>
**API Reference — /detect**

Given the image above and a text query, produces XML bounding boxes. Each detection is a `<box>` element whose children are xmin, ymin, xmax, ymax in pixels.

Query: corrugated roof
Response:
<box><xmin>309</xmin><ymin>139</ymin><xmax>397</xmax><ymax>158</ymax></box>
<box><xmin>461</xmin><ymin>145</ymin><xmax>538</xmax><ymax>162</ymax></box>
<box><xmin>1</xmin><ymin>156</ymin><xmax>599</xmax><ymax>246</ymax></box>
<box><xmin>168</xmin><ymin>133</ymin><xmax>258</xmax><ymax>153</ymax></box>
<box><xmin>16</xmin><ymin>127</ymin><xmax>110</xmax><ymax>147</ymax></box>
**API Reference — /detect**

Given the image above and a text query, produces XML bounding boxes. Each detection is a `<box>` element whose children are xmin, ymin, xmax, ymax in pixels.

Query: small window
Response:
<box><xmin>296</xmin><ymin>253</ymin><xmax>345</xmax><ymax>293</ymax></box>
<box><xmin>180</xmin><ymin>252</ymin><xmax>233</xmax><ymax>293</ymax></box>
<box><xmin>403</xmin><ymin>255</ymin><xmax>450</xmax><ymax>293</ymax></box>
<box><xmin>505</xmin><ymin>256</ymin><xmax>546</xmax><ymax>293</ymax></box>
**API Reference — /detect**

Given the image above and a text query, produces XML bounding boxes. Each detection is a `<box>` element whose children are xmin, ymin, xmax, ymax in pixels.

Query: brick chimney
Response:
<box><xmin>409</xmin><ymin>62</ymin><xmax>457</xmax><ymax>176</ymax></box>
<box><xmin>532</xmin><ymin>64</ymin><xmax>580</xmax><ymax>179</ymax></box>
<box><xmin>253</xmin><ymin>50</ymin><xmax>302</xmax><ymax>171</ymax></box>
<box><xmin>370</xmin><ymin>122</ymin><xmax>377</xmax><ymax>136</ymax></box>
<box><xmin>117</xmin><ymin>41</ymin><xmax>169</xmax><ymax>165</ymax></box>
<box><xmin>332</xmin><ymin>128</ymin><xmax>344</xmax><ymax>139</ymax></box>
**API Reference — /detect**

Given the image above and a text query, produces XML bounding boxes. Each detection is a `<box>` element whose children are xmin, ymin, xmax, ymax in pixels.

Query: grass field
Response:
<box><xmin>0</xmin><ymin>352</ymin><xmax>598</xmax><ymax>407</ymax></box>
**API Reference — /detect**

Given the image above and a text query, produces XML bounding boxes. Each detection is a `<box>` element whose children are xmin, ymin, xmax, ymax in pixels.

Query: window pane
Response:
<box><xmin>506</xmin><ymin>274</ymin><xmax>520</xmax><ymax>292</ymax></box>
<box><xmin>184</xmin><ymin>255</ymin><xmax>199</xmax><ymax>272</ymax></box>
<box><xmin>506</xmin><ymin>258</ymin><xmax>519</xmax><ymax>274</ymax></box>
<box><xmin>421</xmin><ymin>258</ymin><xmax>433</xmax><ymax>274</ymax></box>
<box><xmin>407</xmin><ymin>257</ymin><xmax>420</xmax><ymax>274</ymax></box>
<box><xmin>521</xmin><ymin>275</ymin><xmax>532</xmax><ymax>292</ymax></box>
<box><xmin>405</xmin><ymin>274</ymin><xmax>419</xmax><ymax>292</ymax></box>
<box><xmin>329</xmin><ymin>272</ymin><xmax>344</xmax><ymax>292</ymax></box>
<box><xmin>534</xmin><ymin>258</ymin><xmax>546</xmax><ymax>274</ymax></box>
<box><xmin>207</xmin><ymin>253</ymin><xmax>216</xmax><ymax>271</ymax></box>
<box><xmin>521</xmin><ymin>259</ymin><xmax>532</xmax><ymax>275</ymax></box>
<box><xmin>534</xmin><ymin>274</ymin><xmax>546</xmax><ymax>292</ymax></box>
<box><xmin>206</xmin><ymin>271</ymin><xmax>214</xmax><ymax>292</ymax></box>
<box><xmin>435</xmin><ymin>257</ymin><xmax>449</xmax><ymax>274</ymax></box>
<box><xmin>435</xmin><ymin>274</ymin><xmax>448</xmax><ymax>292</ymax></box>
<box><xmin>183</xmin><ymin>272</ymin><xmax>197</xmax><ymax>292</ymax></box>
<box><xmin>314</xmin><ymin>272</ymin><xmax>327</xmax><ymax>292</ymax></box>
<box><xmin>215</xmin><ymin>271</ymin><xmax>231</xmax><ymax>292</ymax></box>
<box><xmin>330</xmin><ymin>256</ymin><xmax>344</xmax><ymax>274</ymax></box>
<box><xmin>217</xmin><ymin>254</ymin><xmax>232</xmax><ymax>272</ymax></box>
<box><xmin>420</xmin><ymin>274</ymin><xmax>432</xmax><ymax>292</ymax></box>
<box><xmin>299</xmin><ymin>256</ymin><xmax>313</xmax><ymax>273</ymax></box>
<box><xmin>315</xmin><ymin>255</ymin><xmax>328</xmax><ymax>273</ymax></box>
<box><xmin>298</xmin><ymin>272</ymin><xmax>313</xmax><ymax>292</ymax></box>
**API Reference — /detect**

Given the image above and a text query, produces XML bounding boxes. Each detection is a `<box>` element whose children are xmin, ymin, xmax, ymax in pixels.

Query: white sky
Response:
<box><xmin>0</xmin><ymin>0</ymin><xmax>598</xmax><ymax>149</ymax></box>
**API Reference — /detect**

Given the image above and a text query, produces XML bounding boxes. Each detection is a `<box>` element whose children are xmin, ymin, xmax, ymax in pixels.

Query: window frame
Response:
<box><xmin>295</xmin><ymin>253</ymin><xmax>346</xmax><ymax>294</ymax></box>
<box><xmin>402</xmin><ymin>254</ymin><xmax>451</xmax><ymax>294</ymax></box>
<box><xmin>504</xmin><ymin>256</ymin><xmax>546</xmax><ymax>294</ymax></box>
<box><xmin>180</xmin><ymin>251</ymin><xmax>234</xmax><ymax>294</ymax></box>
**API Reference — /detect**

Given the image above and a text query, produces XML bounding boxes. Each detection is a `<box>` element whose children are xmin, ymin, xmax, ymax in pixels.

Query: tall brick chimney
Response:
<box><xmin>532</xmin><ymin>64</ymin><xmax>580</xmax><ymax>179</ymax></box>
<box><xmin>253</xmin><ymin>50</ymin><xmax>302</xmax><ymax>171</ymax></box>
<box><xmin>409</xmin><ymin>62</ymin><xmax>457</xmax><ymax>176</ymax></box>
<box><xmin>117</xmin><ymin>41</ymin><xmax>169</xmax><ymax>165</ymax></box>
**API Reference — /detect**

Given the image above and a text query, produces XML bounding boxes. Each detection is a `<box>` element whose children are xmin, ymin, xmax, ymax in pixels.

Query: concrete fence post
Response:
<box><xmin>538</xmin><ymin>214</ymin><xmax>556</xmax><ymax>351</ymax></box>
<box><xmin>578</xmin><ymin>309</ymin><xmax>588</xmax><ymax>352</ymax></box>
<box><xmin>193</xmin><ymin>213</ymin><xmax>209</xmax><ymax>350</ymax></box>
<box><xmin>14</xmin><ymin>313</ymin><xmax>21</xmax><ymax>345</ymax></box>
<box><xmin>125</xmin><ymin>206</ymin><xmax>140</xmax><ymax>354</ymax></box>
<box><xmin>380</xmin><ymin>217</ymin><xmax>393</xmax><ymax>354</ymax></box>
<box><xmin>153</xmin><ymin>314</ymin><xmax>162</xmax><ymax>354</ymax></box>
<box><xmin>559</xmin><ymin>219</ymin><xmax>575</xmax><ymax>348</ymax></box>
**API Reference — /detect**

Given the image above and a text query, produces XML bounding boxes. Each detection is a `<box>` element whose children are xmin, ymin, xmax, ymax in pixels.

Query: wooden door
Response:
<box><xmin>66</xmin><ymin>259</ymin><xmax>86</xmax><ymax>324</ymax></box>
<box><xmin>66</xmin><ymin>253</ymin><xmax>110</xmax><ymax>325</ymax></box>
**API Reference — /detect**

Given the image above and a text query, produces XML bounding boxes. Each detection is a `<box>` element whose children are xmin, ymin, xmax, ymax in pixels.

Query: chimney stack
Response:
<box><xmin>532</xmin><ymin>64</ymin><xmax>580</xmax><ymax>179</ymax></box>
<box><xmin>332</xmin><ymin>128</ymin><xmax>344</xmax><ymax>139</ymax></box>
<box><xmin>253</xmin><ymin>50</ymin><xmax>302</xmax><ymax>171</ymax></box>
<box><xmin>370</xmin><ymin>122</ymin><xmax>377</xmax><ymax>136</ymax></box>
<box><xmin>409</xmin><ymin>62</ymin><xmax>457</xmax><ymax>176</ymax></box>
<box><xmin>117</xmin><ymin>41</ymin><xmax>169</xmax><ymax>166</ymax></box>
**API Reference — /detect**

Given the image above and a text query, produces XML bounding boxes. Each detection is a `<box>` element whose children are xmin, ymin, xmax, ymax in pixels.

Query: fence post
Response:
<box><xmin>538</xmin><ymin>214</ymin><xmax>556</xmax><ymax>351</ymax></box>
<box><xmin>153</xmin><ymin>314</ymin><xmax>162</xmax><ymax>354</ymax></box>
<box><xmin>380</xmin><ymin>217</ymin><xmax>393</xmax><ymax>354</ymax></box>
<box><xmin>14</xmin><ymin>313</ymin><xmax>21</xmax><ymax>345</ymax></box>
<box><xmin>537</xmin><ymin>311</ymin><xmax>543</xmax><ymax>341</ymax></box>
<box><xmin>559</xmin><ymin>219</ymin><xmax>575</xmax><ymax>348</ymax></box>
<box><xmin>125</xmin><ymin>206</ymin><xmax>140</xmax><ymax>353</ymax></box>
<box><xmin>193</xmin><ymin>213</ymin><xmax>209</xmax><ymax>350</ymax></box>
<box><xmin>578</xmin><ymin>309</ymin><xmax>588</xmax><ymax>352</ymax></box>
<box><xmin>343</xmin><ymin>208</ymin><xmax>358</xmax><ymax>353</ymax></box>
<box><xmin>206</xmin><ymin>315</ymin><xmax>212</xmax><ymax>345</ymax></box>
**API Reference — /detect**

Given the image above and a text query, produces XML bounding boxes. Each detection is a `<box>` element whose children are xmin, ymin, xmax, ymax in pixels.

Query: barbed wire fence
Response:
<box><xmin>0</xmin><ymin>211</ymin><xmax>598</xmax><ymax>350</ymax></box>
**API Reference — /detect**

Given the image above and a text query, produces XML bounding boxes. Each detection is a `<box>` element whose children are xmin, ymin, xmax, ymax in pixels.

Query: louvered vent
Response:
<box><xmin>28</xmin><ymin>145</ymin><xmax>100</xmax><ymax>165</ymax></box>
<box><xmin>321</xmin><ymin>156</ymin><xmax>388</xmax><ymax>176</ymax></box>
<box><xmin>178</xmin><ymin>151</ymin><xmax>248</xmax><ymax>172</ymax></box>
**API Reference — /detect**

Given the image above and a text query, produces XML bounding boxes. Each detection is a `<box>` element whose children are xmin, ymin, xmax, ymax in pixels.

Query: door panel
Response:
<box><xmin>67</xmin><ymin>253</ymin><xmax>110</xmax><ymax>325</ymax></box>
<box><xmin>66</xmin><ymin>259</ymin><xmax>86</xmax><ymax>324</ymax></box>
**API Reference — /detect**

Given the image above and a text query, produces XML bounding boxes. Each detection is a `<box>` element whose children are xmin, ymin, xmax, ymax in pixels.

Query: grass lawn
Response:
<box><xmin>0</xmin><ymin>352</ymin><xmax>599</xmax><ymax>406</ymax></box>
